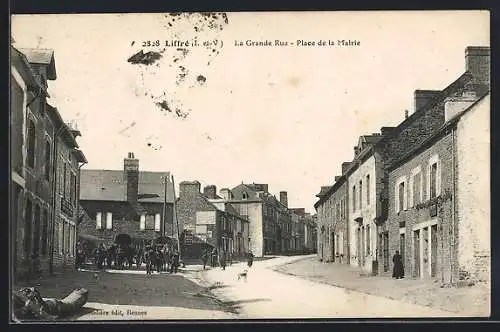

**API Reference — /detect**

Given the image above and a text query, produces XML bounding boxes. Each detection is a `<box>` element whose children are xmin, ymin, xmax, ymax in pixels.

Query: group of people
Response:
<box><xmin>143</xmin><ymin>244</ymin><xmax>180</xmax><ymax>275</ymax></box>
<box><xmin>201</xmin><ymin>248</ymin><xmax>254</xmax><ymax>270</ymax></box>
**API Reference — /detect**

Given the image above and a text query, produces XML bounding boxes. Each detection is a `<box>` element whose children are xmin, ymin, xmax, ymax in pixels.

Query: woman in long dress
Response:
<box><xmin>392</xmin><ymin>250</ymin><xmax>404</xmax><ymax>279</ymax></box>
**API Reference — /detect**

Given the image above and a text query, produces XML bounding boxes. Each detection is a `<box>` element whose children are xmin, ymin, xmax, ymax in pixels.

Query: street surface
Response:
<box><xmin>196</xmin><ymin>255</ymin><xmax>460</xmax><ymax>319</ymax></box>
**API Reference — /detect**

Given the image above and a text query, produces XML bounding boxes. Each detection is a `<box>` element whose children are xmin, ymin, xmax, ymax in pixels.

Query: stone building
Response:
<box><xmin>78</xmin><ymin>153</ymin><xmax>175</xmax><ymax>248</ymax></box>
<box><xmin>378</xmin><ymin>46</ymin><xmax>490</xmax><ymax>279</ymax></box>
<box><xmin>386</xmin><ymin>91</ymin><xmax>490</xmax><ymax>284</ymax></box>
<box><xmin>314</xmin><ymin>173</ymin><xmax>349</xmax><ymax>263</ymax></box>
<box><xmin>48</xmin><ymin>105</ymin><xmax>87</xmax><ymax>273</ymax></box>
<box><xmin>226</xmin><ymin>183</ymin><xmax>290</xmax><ymax>257</ymax></box>
<box><xmin>11</xmin><ymin>46</ymin><xmax>87</xmax><ymax>280</ymax></box>
<box><xmin>176</xmin><ymin>182</ymin><xmax>249</xmax><ymax>259</ymax></box>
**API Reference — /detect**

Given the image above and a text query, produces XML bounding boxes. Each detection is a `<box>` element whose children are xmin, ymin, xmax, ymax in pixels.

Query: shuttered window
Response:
<box><xmin>106</xmin><ymin>212</ymin><xmax>113</xmax><ymax>229</ymax></box>
<box><xmin>154</xmin><ymin>213</ymin><xmax>161</xmax><ymax>231</ymax></box>
<box><xmin>96</xmin><ymin>212</ymin><xmax>102</xmax><ymax>229</ymax></box>
<box><xmin>140</xmin><ymin>214</ymin><xmax>146</xmax><ymax>230</ymax></box>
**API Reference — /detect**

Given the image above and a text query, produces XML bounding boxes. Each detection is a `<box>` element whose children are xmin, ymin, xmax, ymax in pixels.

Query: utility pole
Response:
<box><xmin>161</xmin><ymin>175</ymin><xmax>167</xmax><ymax>237</ymax></box>
<box><xmin>171</xmin><ymin>175</ymin><xmax>181</xmax><ymax>262</ymax></box>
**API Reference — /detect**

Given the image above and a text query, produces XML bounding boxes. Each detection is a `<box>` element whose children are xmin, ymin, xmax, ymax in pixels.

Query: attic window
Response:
<box><xmin>242</xmin><ymin>192</ymin><xmax>248</xmax><ymax>200</ymax></box>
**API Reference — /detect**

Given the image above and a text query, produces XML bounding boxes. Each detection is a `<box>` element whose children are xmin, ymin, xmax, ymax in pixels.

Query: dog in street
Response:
<box><xmin>237</xmin><ymin>269</ymin><xmax>248</xmax><ymax>282</ymax></box>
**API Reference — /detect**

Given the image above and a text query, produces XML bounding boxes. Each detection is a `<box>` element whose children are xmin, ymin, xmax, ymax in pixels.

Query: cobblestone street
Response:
<box><xmin>273</xmin><ymin>256</ymin><xmax>490</xmax><ymax>317</ymax></box>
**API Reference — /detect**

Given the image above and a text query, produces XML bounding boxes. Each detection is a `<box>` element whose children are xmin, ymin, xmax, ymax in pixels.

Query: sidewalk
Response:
<box><xmin>273</xmin><ymin>256</ymin><xmax>490</xmax><ymax>317</ymax></box>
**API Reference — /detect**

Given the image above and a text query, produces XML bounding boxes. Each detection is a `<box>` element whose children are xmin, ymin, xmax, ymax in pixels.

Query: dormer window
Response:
<box><xmin>242</xmin><ymin>192</ymin><xmax>248</xmax><ymax>200</ymax></box>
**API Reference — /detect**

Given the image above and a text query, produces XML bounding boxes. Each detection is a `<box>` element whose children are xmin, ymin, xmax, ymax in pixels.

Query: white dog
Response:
<box><xmin>237</xmin><ymin>269</ymin><xmax>248</xmax><ymax>282</ymax></box>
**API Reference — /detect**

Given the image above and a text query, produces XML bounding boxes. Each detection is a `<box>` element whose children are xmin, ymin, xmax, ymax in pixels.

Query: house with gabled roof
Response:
<box><xmin>78</xmin><ymin>152</ymin><xmax>175</xmax><ymax>248</ymax></box>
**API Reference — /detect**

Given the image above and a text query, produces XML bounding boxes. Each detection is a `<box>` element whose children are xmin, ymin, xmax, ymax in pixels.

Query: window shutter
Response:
<box><xmin>96</xmin><ymin>212</ymin><xmax>102</xmax><ymax>229</ymax></box>
<box><xmin>403</xmin><ymin>182</ymin><xmax>408</xmax><ymax>210</ymax></box>
<box><xmin>409</xmin><ymin>176</ymin><xmax>414</xmax><ymax>208</ymax></box>
<box><xmin>437</xmin><ymin>160</ymin><xmax>441</xmax><ymax>196</ymax></box>
<box><xmin>154</xmin><ymin>213</ymin><xmax>161</xmax><ymax>231</ymax></box>
<box><xmin>106</xmin><ymin>212</ymin><xmax>113</xmax><ymax>229</ymax></box>
<box><xmin>140</xmin><ymin>214</ymin><xmax>146</xmax><ymax>230</ymax></box>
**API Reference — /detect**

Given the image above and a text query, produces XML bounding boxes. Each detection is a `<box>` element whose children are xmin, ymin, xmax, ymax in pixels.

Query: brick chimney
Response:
<box><xmin>354</xmin><ymin>146</ymin><xmax>359</xmax><ymax>157</ymax></box>
<box><xmin>465</xmin><ymin>46</ymin><xmax>490</xmax><ymax>86</ymax></box>
<box><xmin>279</xmin><ymin>191</ymin><xmax>288</xmax><ymax>207</ymax></box>
<box><xmin>124</xmin><ymin>152</ymin><xmax>139</xmax><ymax>204</ymax></box>
<box><xmin>334</xmin><ymin>176</ymin><xmax>342</xmax><ymax>182</ymax></box>
<box><xmin>414</xmin><ymin>90</ymin><xmax>441</xmax><ymax>112</ymax></box>
<box><xmin>203</xmin><ymin>185</ymin><xmax>217</xmax><ymax>199</ymax></box>
<box><xmin>179</xmin><ymin>181</ymin><xmax>201</xmax><ymax>198</ymax></box>
<box><xmin>444</xmin><ymin>91</ymin><xmax>477</xmax><ymax>122</ymax></box>
<box><xmin>220</xmin><ymin>188</ymin><xmax>232</xmax><ymax>200</ymax></box>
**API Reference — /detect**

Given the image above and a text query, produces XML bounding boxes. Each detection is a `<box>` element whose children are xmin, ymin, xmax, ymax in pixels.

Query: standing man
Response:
<box><xmin>201</xmin><ymin>250</ymin><xmax>209</xmax><ymax>270</ymax></box>
<box><xmin>392</xmin><ymin>250</ymin><xmax>404</xmax><ymax>279</ymax></box>
<box><xmin>170</xmin><ymin>250</ymin><xmax>180</xmax><ymax>273</ymax></box>
<box><xmin>247</xmin><ymin>250</ymin><xmax>254</xmax><ymax>268</ymax></box>
<box><xmin>211</xmin><ymin>248</ymin><xmax>218</xmax><ymax>268</ymax></box>
<box><xmin>220</xmin><ymin>250</ymin><xmax>227</xmax><ymax>270</ymax></box>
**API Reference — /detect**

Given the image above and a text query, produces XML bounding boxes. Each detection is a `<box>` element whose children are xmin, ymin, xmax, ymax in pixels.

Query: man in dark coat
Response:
<box><xmin>247</xmin><ymin>251</ymin><xmax>254</xmax><ymax>268</ymax></box>
<box><xmin>220</xmin><ymin>250</ymin><xmax>227</xmax><ymax>270</ymax></box>
<box><xmin>211</xmin><ymin>248</ymin><xmax>218</xmax><ymax>268</ymax></box>
<box><xmin>170</xmin><ymin>250</ymin><xmax>180</xmax><ymax>273</ymax></box>
<box><xmin>392</xmin><ymin>250</ymin><xmax>404</xmax><ymax>279</ymax></box>
<box><xmin>201</xmin><ymin>250</ymin><xmax>209</xmax><ymax>270</ymax></box>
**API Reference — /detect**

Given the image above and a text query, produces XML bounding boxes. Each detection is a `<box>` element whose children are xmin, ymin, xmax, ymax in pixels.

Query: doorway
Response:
<box><xmin>331</xmin><ymin>232</ymin><xmax>335</xmax><ymax>262</ymax></box>
<box><xmin>383</xmin><ymin>232</ymin><xmax>389</xmax><ymax>272</ymax></box>
<box><xmin>422</xmin><ymin>227</ymin><xmax>430</xmax><ymax>278</ymax></box>
<box><xmin>399</xmin><ymin>232</ymin><xmax>406</xmax><ymax>271</ymax></box>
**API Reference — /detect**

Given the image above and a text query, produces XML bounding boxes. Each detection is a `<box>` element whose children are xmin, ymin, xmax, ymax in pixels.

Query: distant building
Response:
<box><xmin>228</xmin><ymin>183</ymin><xmax>290</xmax><ymax>257</ymax></box>
<box><xmin>176</xmin><ymin>182</ymin><xmax>249</xmax><ymax>259</ymax></box>
<box><xmin>78</xmin><ymin>153</ymin><xmax>175</xmax><ymax>248</ymax></box>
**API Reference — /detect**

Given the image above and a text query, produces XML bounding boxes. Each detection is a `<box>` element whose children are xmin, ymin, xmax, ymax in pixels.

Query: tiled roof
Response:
<box><xmin>80</xmin><ymin>169</ymin><xmax>175</xmax><ymax>203</ymax></box>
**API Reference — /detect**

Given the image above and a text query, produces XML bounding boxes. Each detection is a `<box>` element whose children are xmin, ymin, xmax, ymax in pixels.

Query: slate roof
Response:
<box><xmin>80</xmin><ymin>169</ymin><xmax>175</xmax><ymax>203</ymax></box>
<box><xmin>18</xmin><ymin>48</ymin><xmax>57</xmax><ymax>80</ymax></box>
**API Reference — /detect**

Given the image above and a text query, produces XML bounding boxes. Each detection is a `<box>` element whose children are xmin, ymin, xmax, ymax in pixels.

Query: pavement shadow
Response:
<box><xmin>219</xmin><ymin>298</ymin><xmax>272</xmax><ymax>313</ymax></box>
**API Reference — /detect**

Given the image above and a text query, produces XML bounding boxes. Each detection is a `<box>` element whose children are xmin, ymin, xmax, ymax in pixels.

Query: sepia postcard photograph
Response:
<box><xmin>9</xmin><ymin>10</ymin><xmax>490</xmax><ymax>322</ymax></box>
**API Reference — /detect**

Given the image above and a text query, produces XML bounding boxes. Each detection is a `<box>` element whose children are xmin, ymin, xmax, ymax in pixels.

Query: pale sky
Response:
<box><xmin>11</xmin><ymin>11</ymin><xmax>489</xmax><ymax>213</ymax></box>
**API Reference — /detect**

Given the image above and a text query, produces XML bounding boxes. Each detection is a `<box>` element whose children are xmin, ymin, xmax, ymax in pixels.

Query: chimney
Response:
<box><xmin>341</xmin><ymin>162</ymin><xmax>352</xmax><ymax>175</ymax></box>
<box><xmin>404</xmin><ymin>110</ymin><xmax>409</xmax><ymax>119</ymax></box>
<box><xmin>354</xmin><ymin>146</ymin><xmax>359</xmax><ymax>156</ymax></box>
<box><xmin>334</xmin><ymin>176</ymin><xmax>342</xmax><ymax>182</ymax></box>
<box><xmin>414</xmin><ymin>90</ymin><xmax>441</xmax><ymax>112</ymax></box>
<box><xmin>124</xmin><ymin>152</ymin><xmax>139</xmax><ymax>204</ymax></box>
<box><xmin>444</xmin><ymin>91</ymin><xmax>477</xmax><ymax>122</ymax></box>
<box><xmin>179</xmin><ymin>181</ymin><xmax>201</xmax><ymax>198</ymax></box>
<box><xmin>279</xmin><ymin>191</ymin><xmax>288</xmax><ymax>207</ymax></box>
<box><xmin>203</xmin><ymin>185</ymin><xmax>217</xmax><ymax>199</ymax></box>
<box><xmin>465</xmin><ymin>46</ymin><xmax>490</xmax><ymax>86</ymax></box>
<box><xmin>220</xmin><ymin>188</ymin><xmax>232</xmax><ymax>200</ymax></box>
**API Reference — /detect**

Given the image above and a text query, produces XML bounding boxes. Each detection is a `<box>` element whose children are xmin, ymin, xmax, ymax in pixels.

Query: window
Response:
<box><xmin>398</xmin><ymin>182</ymin><xmax>405</xmax><ymax>211</ymax></box>
<box><xmin>24</xmin><ymin>199</ymin><xmax>33</xmax><ymax>254</ymax></box>
<box><xmin>145</xmin><ymin>214</ymin><xmax>155</xmax><ymax>230</ymax></box>
<box><xmin>41</xmin><ymin>209</ymin><xmax>48</xmax><ymax>255</ymax></box>
<box><xmin>96</xmin><ymin>212</ymin><xmax>102</xmax><ymax>229</ymax></box>
<box><xmin>106</xmin><ymin>212</ymin><xmax>113</xmax><ymax>229</ymax></box>
<box><xmin>242</xmin><ymin>192</ymin><xmax>248</xmax><ymax>200</ymax></box>
<box><xmin>430</xmin><ymin>162</ymin><xmax>438</xmax><ymax>199</ymax></box>
<box><xmin>44</xmin><ymin>140</ymin><xmax>51</xmax><ymax>180</ymax></box>
<box><xmin>65</xmin><ymin>222</ymin><xmax>70</xmax><ymax>253</ymax></box>
<box><xmin>62</xmin><ymin>163</ymin><xmax>67</xmax><ymax>196</ymax></box>
<box><xmin>352</xmin><ymin>185</ymin><xmax>356</xmax><ymax>211</ymax></box>
<box><xmin>27</xmin><ymin>119</ymin><xmax>36</xmax><ymax>168</ymax></box>
<box><xmin>154</xmin><ymin>213</ymin><xmax>161</xmax><ymax>231</ymax></box>
<box><xmin>70</xmin><ymin>173</ymin><xmax>77</xmax><ymax>205</ymax></box>
<box><xmin>140</xmin><ymin>214</ymin><xmax>146</xmax><ymax>230</ymax></box>
<box><xmin>366</xmin><ymin>224</ymin><xmax>371</xmax><ymax>255</ymax></box>
<box><xmin>58</xmin><ymin>222</ymin><xmax>63</xmax><ymax>254</ymax></box>
<box><xmin>359</xmin><ymin>180</ymin><xmax>363</xmax><ymax>209</ymax></box>
<box><xmin>366</xmin><ymin>175</ymin><xmax>370</xmax><ymax>205</ymax></box>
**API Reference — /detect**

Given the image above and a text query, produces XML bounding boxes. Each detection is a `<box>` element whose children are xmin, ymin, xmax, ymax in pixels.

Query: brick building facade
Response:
<box><xmin>78</xmin><ymin>153</ymin><xmax>174</xmax><ymax>248</ymax></box>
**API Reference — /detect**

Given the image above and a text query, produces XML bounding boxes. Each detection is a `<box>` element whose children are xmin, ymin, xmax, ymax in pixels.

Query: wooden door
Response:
<box><xmin>422</xmin><ymin>227</ymin><xmax>430</xmax><ymax>278</ymax></box>
<box><xmin>383</xmin><ymin>232</ymin><xmax>389</xmax><ymax>272</ymax></box>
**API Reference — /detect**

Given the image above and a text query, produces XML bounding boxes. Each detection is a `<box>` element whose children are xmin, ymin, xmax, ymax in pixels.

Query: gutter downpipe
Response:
<box><xmin>48</xmin><ymin>126</ymin><xmax>64</xmax><ymax>275</ymax></box>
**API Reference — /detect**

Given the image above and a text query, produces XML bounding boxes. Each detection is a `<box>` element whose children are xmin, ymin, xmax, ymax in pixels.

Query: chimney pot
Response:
<box><xmin>279</xmin><ymin>191</ymin><xmax>288</xmax><ymax>208</ymax></box>
<box><xmin>465</xmin><ymin>46</ymin><xmax>490</xmax><ymax>86</ymax></box>
<box><xmin>404</xmin><ymin>110</ymin><xmax>409</xmax><ymax>119</ymax></box>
